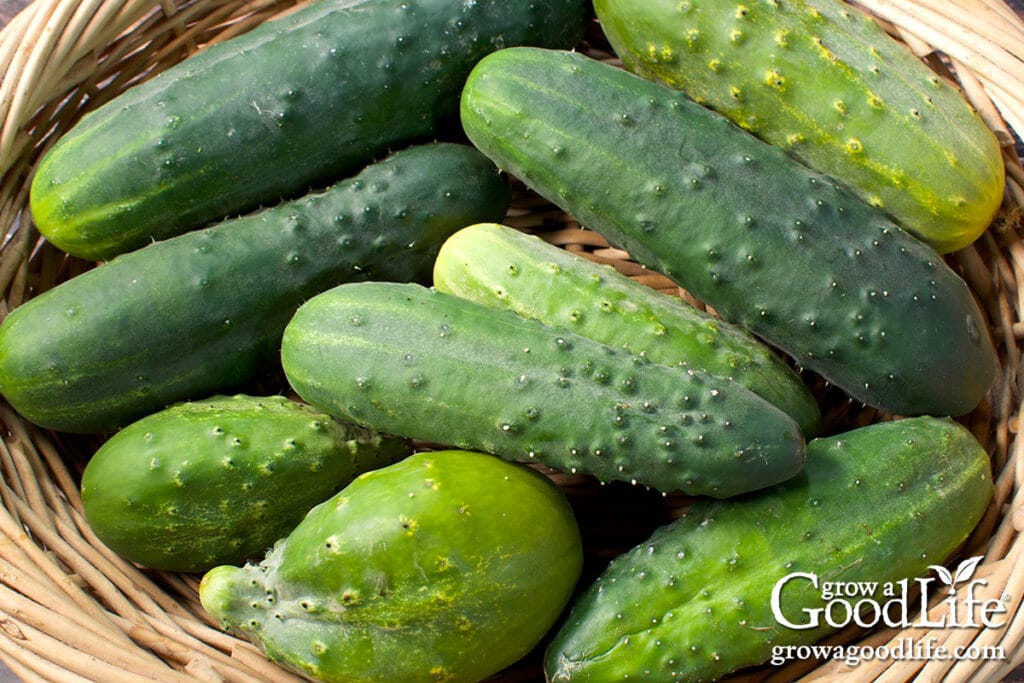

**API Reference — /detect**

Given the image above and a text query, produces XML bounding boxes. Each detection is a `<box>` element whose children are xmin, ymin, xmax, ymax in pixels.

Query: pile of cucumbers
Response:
<box><xmin>0</xmin><ymin>0</ymin><xmax>1007</xmax><ymax>680</ymax></box>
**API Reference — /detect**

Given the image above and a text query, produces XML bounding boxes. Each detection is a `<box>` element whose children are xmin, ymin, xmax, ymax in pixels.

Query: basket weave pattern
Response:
<box><xmin>1</xmin><ymin>0</ymin><xmax>1023</xmax><ymax>681</ymax></box>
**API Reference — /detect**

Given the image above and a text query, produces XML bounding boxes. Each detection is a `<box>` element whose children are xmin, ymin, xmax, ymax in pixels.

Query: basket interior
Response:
<box><xmin>1</xmin><ymin>0</ymin><xmax>1024</xmax><ymax>681</ymax></box>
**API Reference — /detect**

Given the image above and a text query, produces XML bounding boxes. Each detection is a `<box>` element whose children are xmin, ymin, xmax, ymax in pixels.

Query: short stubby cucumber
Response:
<box><xmin>281</xmin><ymin>281</ymin><xmax>806</xmax><ymax>498</ymax></box>
<box><xmin>593</xmin><ymin>0</ymin><xmax>1005</xmax><ymax>253</ymax></box>
<box><xmin>545</xmin><ymin>416</ymin><xmax>993</xmax><ymax>682</ymax></box>
<box><xmin>0</xmin><ymin>143</ymin><xmax>509</xmax><ymax>433</ymax></box>
<box><xmin>433</xmin><ymin>223</ymin><xmax>820</xmax><ymax>436</ymax></box>
<box><xmin>29</xmin><ymin>0</ymin><xmax>588</xmax><ymax>260</ymax></box>
<box><xmin>200</xmin><ymin>449</ymin><xmax>584</xmax><ymax>683</ymax></box>
<box><xmin>460</xmin><ymin>48</ymin><xmax>996</xmax><ymax>417</ymax></box>
<box><xmin>81</xmin><ymin>395</ymin><xmax>410</xmax><ymax>573</ymax></box>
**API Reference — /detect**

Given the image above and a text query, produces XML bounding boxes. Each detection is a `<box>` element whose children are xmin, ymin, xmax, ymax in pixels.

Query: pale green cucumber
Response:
<box><xmin>433</xmin><ymin>222</ymin><xmax>819</xmax><ymax>436</ymax></box>
<box><xmin>200</xmin><ymin>450</ymin><xmax>583</xmax><ymax>683</ymax></box>
<box><xmin>594</xmin><ymin>0</ymin><xmax>1005</xmax><ymax>253</ymax></box>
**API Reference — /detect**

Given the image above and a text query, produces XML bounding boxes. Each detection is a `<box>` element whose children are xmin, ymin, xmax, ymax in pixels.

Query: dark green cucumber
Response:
<box><xmin>281</xmin><ymin>281</ymin><xmax>805</xmax><ymax>498</ymax></box>
<box><xmin>545</xmin><ymin>416</ymin><xmax>994</xmax><ymax>682</ymax></box>
<box><xmin>433</xmin><ymin>222</ymin><xmax>819</xmax><ymax>436</ymax></box>
<box><xmin>200</xmin><ymin>449</ymin><xmax>583</xmax><ymax>683</ymax></box>
<box><xmin>81</xmin><ymin>394</ymin><xmax>410</xmax><ymax>573</ymax></box>
<box><xmin>460</xmin><ymin>48</ymin><xmax>996</xmax><ymax>417</ymax></box>
<box><xmin>0</xmin><ymin>143</ymin><xmax>509</xmax><ymax>433</ymax></box>
<box><xmin>594</xmin><ymin>0</ymin><xmax>1004</xmax><ymax>253</ymax></box>
<box><xmin>30</xmin><ymin>0</ymin><xmax>587</xmax><ymax>260</ymax></box>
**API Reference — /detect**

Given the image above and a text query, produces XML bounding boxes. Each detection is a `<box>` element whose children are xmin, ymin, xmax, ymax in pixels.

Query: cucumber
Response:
<box><xmin>81</xmin><ymin>394</ymin><xmax>410</xmax><ymax>573</ymax></box>
<box><xmin>0</xmin><ymin>143</ymin><xmax>509</xmax><ymax>434</ymax></box>
<box><xmin>29</xmin><ymin>0</ymin><xmax>588</xmax><ymax>260</ymax></box>
<box><xmin>280</xmin><ymin>281</ymin><xmax>805</xmax><ymax>498</ymax></box>
<box><xmin>594</xmin><ymin>0</ymin><xmax>1004</xmax><ymax>253</ymax></box>
<box><xmin>199</xmin><ymin>449</ymin><xmax>584</xmax><ymax>683</ymax></box>
<box><xmin>460</xmin><ymin>48</ymin><xmax>996</xmax><ymax>417</ymax></box>
<box><xmin>545</xmin><ymin>416</ymin><xmax>994</xmax><ymax>682</ymax></box>
<box><xmin>433</xmin><ymin>222</ymin><xmax>820</xmax><ymax>436</ymax></box>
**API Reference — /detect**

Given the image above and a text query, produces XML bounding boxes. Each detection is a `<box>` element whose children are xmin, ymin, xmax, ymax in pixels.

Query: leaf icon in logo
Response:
<box><xmin>930</xmin><ymin>556</ymin><xmax>984</xmax><ymax>595</ymax></box>
<box><xmin>930</xmin><ymin>564</ymin><xmax>954</xmax><ymax>590</ymax></box>
<box><xmin>953</xmin><ymin>556</ymin><xmax>984</xmax><ymax>584</ymax></box>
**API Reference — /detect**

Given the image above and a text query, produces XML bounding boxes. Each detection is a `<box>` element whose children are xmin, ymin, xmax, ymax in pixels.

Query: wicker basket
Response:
<box><xmin>0</xmin><ymin>0</ymin><xmax>1023</xmax><ymax>681</ymax></box>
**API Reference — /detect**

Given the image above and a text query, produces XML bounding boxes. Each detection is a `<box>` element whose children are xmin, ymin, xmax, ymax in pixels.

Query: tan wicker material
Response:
<box><xmin>0</xmin><ymin>0</ymin><xmax>1022</xmax><ymax>680</ymax></box>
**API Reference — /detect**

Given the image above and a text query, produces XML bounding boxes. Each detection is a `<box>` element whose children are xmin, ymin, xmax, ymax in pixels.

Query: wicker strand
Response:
<box><xmin>0</xmin><ymin>582</ymin><xmax>192</xmax><ymax>682</ymax></box>
<box><xmin>0</xmin><ymin>630</ymin><xmax>95</xmax><ymax>683</ymax></box>
<box><xmin>0</xmin><ymin>0</ymin><xmax>152</xmax><ymax>169</ymax></box>
<box><xmin>852</xmin><ymin>0</ymin><xmax>1024</xmax><ymax>112</ymax></box>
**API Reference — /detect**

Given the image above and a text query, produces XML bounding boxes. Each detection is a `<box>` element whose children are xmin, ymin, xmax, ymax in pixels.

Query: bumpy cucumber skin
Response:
<box><xmin>433</xmin><ymin>222</ymin><xmax>820</xmax><ymax>436</ymax></box>
<box><xmin>80</xmin><ymin>395</ymin><xmax>410</xmax><ymax>573</ymax></box>
<box><xmin>199</xmin><ymin>450</ymin><xmax>583</xmax><ymax>683</ymax></box>
<box><xmin>281</xmin><ymin>281</ymin><xmax>805</xmax><ymax>498</ymax></box>
<box><xmin>0</xmin><ymin>143</ymin><xmax>509</xmax><ymax>434</ymax></box>
<box><xmin>29</xmin><ymin>0</ymin><xmax>587</xmax><ymax>260</ymax></box>
<box><xmin>594</xmin><ymin>0</ymin><xmax>1004</xmax><ymax>253</ymax></box>
<box><xmin>460</xmin><ymin>48</ymin><xmax>996</xmax><ymax>417</ymax></box>
<box><xmin>545</xmin><ymin>416</ymin><xmax>993</xmax><ymax>682</ymax></box>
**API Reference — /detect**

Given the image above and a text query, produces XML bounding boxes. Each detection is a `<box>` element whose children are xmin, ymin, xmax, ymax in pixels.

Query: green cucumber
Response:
<box><xmin>594</xmin><ymin>0</ymin><xmax>1004</xmax><ymax>253</ymax></box>
<box><xmin>460</xmin><ymin>48</ymin><xmax>996</xmax><ymax>417</ymax></box>
<box><xmin>545</xmin><ymin>416</ymin><xmax>994</xmax><ymax>682</ymax></box>
<box><xmin>200</xmin><ymin>449</ymin><xmax>583</xmax><ymax>683</ymax></box>
<box><xmin>281</xmin><ymin>281</ymin><xmax>805</xmax><ymax>498</ymax></box>
<box><xmin>81</xmin><ymin>394</ymin><xmax>410</xmax><ymax>573</ymax></box>
<box><xmin>433</xmin><ymin>222</ymin><xmax>820</xmax><ymax>436</ymax></box>
<box><xmin>0</xmin><ymin>143</ymin><xmax>509</xmax><ymax>434</ymax></box>
<box><xmin>30</xmin><ymin>0</ymin><xmax>588</xmax><ymax>260</ymax></box>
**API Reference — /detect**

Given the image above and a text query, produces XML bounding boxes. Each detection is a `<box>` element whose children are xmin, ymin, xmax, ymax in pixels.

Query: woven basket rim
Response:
<box><xmin>1</xmin><ymin>0</ymin><xmax>1024</xmax><ymax>681</ymax></box>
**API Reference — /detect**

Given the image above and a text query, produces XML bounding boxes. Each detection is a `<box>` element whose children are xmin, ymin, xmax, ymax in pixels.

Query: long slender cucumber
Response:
<box><xmin>281</xmin><ymin>281</ymin><xmax>806</xmax><ymax>498</ymax></box>
<box><xmin>0</xmin><ymin>143</ymin><xmax>509</xmax><ymax>433</ymax></box>
<box><xmin>30</xmin><ymin>0</ymin><xmax>588</xmax><ymax>259</ymax></box>
<box><xmin>459</xmin><ymin>47</ymin><xmax>996</xmax><ymax>417</ymax></box>
<box><xmin>546</xmin><ymin>416</ymin><xmax>994</xmax><ymax>681</ymax></box>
